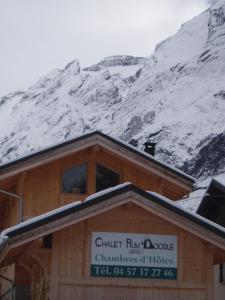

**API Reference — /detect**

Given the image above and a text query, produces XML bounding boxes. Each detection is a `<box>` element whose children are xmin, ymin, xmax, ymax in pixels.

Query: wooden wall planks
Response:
<box><xmin>50</xmin><ymin>203</ymin><xmax>210</xmax><ymax>300</ymax></box>
<box><xmin>0</xmin><ymin>146</ymin><xmax>190</xmax><ymax>228</ymax></box>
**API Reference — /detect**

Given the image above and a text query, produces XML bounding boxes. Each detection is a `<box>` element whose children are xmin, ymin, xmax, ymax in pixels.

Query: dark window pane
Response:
<box><xmin>96</xmin><ymin>164</ymin><xmax>120</xmax><ymax>192</ymax></box>
<box><xmin>62</xmin><ymin>164</ymin><xmax>87</xmax><ymax>194</ymax></box>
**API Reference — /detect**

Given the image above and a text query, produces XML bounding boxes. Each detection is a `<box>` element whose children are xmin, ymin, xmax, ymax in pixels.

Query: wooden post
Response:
<box><xmin>206</xmin><ymin>245</ymin><xmax>214</xmax><ymax>300</ymax></box>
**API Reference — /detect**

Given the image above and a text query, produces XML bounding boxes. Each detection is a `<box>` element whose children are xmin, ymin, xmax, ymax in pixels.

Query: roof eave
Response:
<box><xmin>2</xmin><ymin>184</ymin><xmax>225</xmax><ymax>260</ymax></box>
<box><xmin>0</xmin><ymin>131</ymin><xmax>195</xmax><ymax>190</ymax></box>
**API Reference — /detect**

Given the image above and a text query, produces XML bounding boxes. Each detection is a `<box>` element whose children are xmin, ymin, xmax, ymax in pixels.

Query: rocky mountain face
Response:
<box><xmin>1</xmin><ymin>0</ymin><xmax>225</xmax><ymax>182</ymax></box>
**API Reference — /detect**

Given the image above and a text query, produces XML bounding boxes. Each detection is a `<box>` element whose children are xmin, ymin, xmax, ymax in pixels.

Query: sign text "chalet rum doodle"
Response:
<box><xmin>91</xmin><ymin>232</ymin><xmax>177</xmax><ymax>279</ymax></box>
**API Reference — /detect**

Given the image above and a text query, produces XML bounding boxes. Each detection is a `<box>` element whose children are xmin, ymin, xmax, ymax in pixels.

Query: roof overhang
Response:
<box><xmin>1</xmin><ymin>183</ymin><xmax>225</xmax><ymax>265</ymax></box>
<box><xmin>0</xmin><ymin>131</ymin><xmax>195</xmax><ymax>191</ymax></box>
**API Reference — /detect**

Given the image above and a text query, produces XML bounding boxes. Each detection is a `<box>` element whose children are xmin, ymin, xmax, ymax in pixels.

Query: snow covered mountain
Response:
<box><xmin>1</xmin><ymin>0</ymin><xmax>225</xmax><ymax>182</ymax></box>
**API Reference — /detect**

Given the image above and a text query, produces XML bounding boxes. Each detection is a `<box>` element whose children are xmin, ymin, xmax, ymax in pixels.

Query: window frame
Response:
<box><xmin>61</xmin><ymin>161</ymin><xmax>89</xmax><ymax>195</ymax></box>
<box><xmin>95</xmin><ymin>162</ymin><xmax>121</xmax><ymax>193</ymax></box>
<box><xmin>60</xmin><ymin>159</ymin><xmax>122</xmax><ymax>197</ymax></box>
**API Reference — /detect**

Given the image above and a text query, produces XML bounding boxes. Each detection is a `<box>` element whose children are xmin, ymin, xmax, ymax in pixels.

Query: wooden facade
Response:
<box><xmin>50</xmin><ymin>204</ymin><xmax>215</xmax><ymax>300</ymax></box>
<box><xmin>1</xmin><ymin>132</ymin><xmax>224</xmax><ymax>299</ymax></box>
<box><xmin>0</xmin><ymin>133</ymin><xmax>194</xmax><ymax>229</ymax></box>
<box><xmin>1</xmin><ymin>188</ymin><xmax>225</xmax><ymax>300</ymax></box>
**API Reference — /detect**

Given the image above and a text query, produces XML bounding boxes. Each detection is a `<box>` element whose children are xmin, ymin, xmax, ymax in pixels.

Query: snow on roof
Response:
<box><xmin>0</xmin><ymin>183</ymin><xmax>133</xmax><ymax>242</ymax></box>
<box><xmin>212</xmin><ymin>173</ymin><xmax>225</xmax><ymax>186</ymax></box>
<box><xmin>84</xmin><ymin>182</ymin><xmax>132</xmax><ymax>202</ymax></box>
<box><xmin>0</xmin><ymin>131</ymin><xmax>195</xmax><ymax>183</ymax></box>
<box><xmin>196</xmin><ymin>177</ymin><xmax>225</xmax><ymax>215</ymax></box>
<box><xmin>148</xmin><ymin>190</ymin><xmax>225</xmax><ymax>235</ymax></box>
<box><xmin>1</xmin><ymin>182</ymin><xmax>225</xmax><ymax>251</ymax></box>
<box><xmin>178</xmin><ymin>172</ymin><xmax>225</xmax><ymax>213</ymax></box>
<box><xmin>150</xmin><ymin>190</ymin><xmax>205</xmax><ymax>216</ymax></box>
<box><xmin>1</xmin><ymin>200</ymin><xmax>82</xmax><ymax>238</ymax></box>
<box><xmin>178</xmin><ymin>189</ymin><xmax>206</xmax><ymax>212</ymax></box>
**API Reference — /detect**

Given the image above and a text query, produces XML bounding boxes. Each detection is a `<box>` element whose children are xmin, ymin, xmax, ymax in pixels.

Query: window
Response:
<box><xmin>62</xmin><ymin>163</ymin><xmax>87</xmax><ymax>194</ymax></box>
<box><xmin>96</xmin><ymin>163</ymin><xmax>120</xmax><ymax>192</ymax></box>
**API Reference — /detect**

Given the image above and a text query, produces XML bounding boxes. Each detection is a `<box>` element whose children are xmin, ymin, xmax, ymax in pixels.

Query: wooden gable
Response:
<box><xmin>1</xmin><ymin>184</ymin><xmax>225</xmax><ymax>300</ymax></box>
<box><xmin>0</xmin><ymin>132</ymin><xmax>195</xmax><ymax>229</ymax></box>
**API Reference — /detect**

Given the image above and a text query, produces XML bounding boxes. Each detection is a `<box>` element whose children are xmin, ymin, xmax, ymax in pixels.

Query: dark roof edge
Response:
<box><xmin>211</xmin><ymin>178</ymin><xmax>225</xmax><ymax>193</ymax></box>
<box><xmin>99</xmin><ymin>132</ymin><xmax>195</xmax><ymax>183</ymax></box>
<box><xmin>197</xmin><ymin>178</ymin><xmax>225</xmax><ymax>214</ymax></box>
<box><xmin>0</xmin><ymin>131</ymin><xmax>99</xmax><ymax>170</ymax></box>
<box><xmin>196</xmin><ymin>179</ymin><xmax>214</xmax><ymax>214</ymax></box>
<box><xmin>0</xmin><ymin>130</ymin><xmax>195</xmax><ymax>184</ymax></box>
<box><xmin>4</xmin><ymin>183</ymin><xmax>225</xmax><ymax>242</ymax></box>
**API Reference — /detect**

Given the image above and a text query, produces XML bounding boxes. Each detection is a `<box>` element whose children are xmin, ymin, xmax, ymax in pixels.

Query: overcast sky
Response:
<box><xmin>0</xmin><ymin>0</ymin><xmax>213</xmax><ymax>97</ymax></box>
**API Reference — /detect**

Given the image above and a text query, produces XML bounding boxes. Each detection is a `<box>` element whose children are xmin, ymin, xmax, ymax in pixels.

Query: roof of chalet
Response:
<box><xmin>0</xmin><ymin>131</ymin><xmax>195</xmax><ymax>186</ymax></box>
<box><xmin>1</xmin><ymin>182</ymin><xmax>225</xmax><ymax>263</ymax></box>
<box><xmin>197</xmin><ymin>178</ymin><xmax>225</xmax><ymax>227</ymax></box>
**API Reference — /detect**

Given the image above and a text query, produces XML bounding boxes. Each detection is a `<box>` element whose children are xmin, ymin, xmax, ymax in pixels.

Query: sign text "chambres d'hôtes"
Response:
<box><xmin>91</xmin><ymin>232</ymin><xmax>177</xmax><ymax>280</ymax></box>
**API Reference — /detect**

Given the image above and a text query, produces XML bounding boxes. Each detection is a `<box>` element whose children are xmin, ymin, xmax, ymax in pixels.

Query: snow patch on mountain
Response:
<box><xmin>1</xmin><ymin>0</ymin><xmax>225</xmax><ymax>191</ymax></box>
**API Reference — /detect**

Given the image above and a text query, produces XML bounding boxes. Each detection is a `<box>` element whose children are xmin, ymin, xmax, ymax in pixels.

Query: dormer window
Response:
<box><xmin>96</xmin><ymin>163</ymin><xmax>120</xmax><ymax>192</ymax></box>
<box><xmin>62</xmin><ymin>163</ymin><xmax>87</xmax><ymax>194</ymax></box>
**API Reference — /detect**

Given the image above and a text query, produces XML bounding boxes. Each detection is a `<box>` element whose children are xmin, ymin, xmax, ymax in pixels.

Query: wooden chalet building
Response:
<box><xmin>0</xmin><ymin>131</ymin><xmax>224</xmax><ymax>299</ymax></box>
<box><xmin>197</xmin><ymin>178</ymin><xmax>225</xmax><ymax>300</ymax></box>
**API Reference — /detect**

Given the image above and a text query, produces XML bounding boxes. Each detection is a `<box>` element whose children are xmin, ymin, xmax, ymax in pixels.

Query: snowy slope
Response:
<box><xmin>1</xmin><ymin>0</ymin><xmax>225</xmax><ymax>184</ymax></box>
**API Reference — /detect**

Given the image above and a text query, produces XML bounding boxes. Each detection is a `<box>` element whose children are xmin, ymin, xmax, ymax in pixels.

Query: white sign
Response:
<box><xmin>91</xmin><ymin>232</ymin><xmax>177</xmax><ymax>279</ymax></box>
